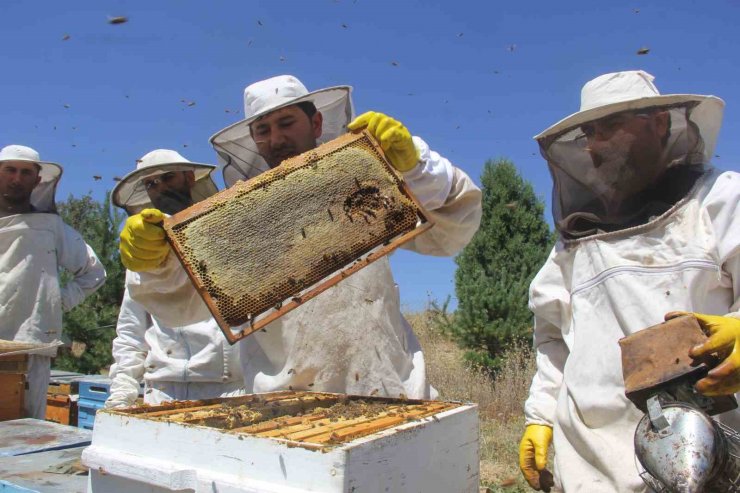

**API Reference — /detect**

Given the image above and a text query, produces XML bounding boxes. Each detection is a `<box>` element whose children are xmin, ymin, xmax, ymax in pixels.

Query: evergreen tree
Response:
<box><xmin>450</xmin><ymin>159</ymin><xmax>553</xmax><ymax>369</ymax></box>
<box><xmin>54</xmin><ymin>193</ymin><xmax>125</xmax><ymax>374</ymax></box>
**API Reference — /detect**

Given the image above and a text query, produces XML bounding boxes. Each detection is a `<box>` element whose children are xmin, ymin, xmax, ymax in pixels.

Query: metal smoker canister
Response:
<box><xmin>619</xmin><ymin>315</ymin><xmax>740</xmax><ymax>492</ymax></box>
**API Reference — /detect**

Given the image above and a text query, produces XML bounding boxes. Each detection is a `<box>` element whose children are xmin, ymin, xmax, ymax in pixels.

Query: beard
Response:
<box><xmin>585</xmin><ymin>135</ymin><xmax>664</xmax><ymax>214</ymax></box>
<box><xmin>263</xmin><ymin>136</ymin><xmax>318</xmax><ymax>168</ymax></box>
<box><xmin>0</xmin><ymin>186</ymin><xmax>32</xmax><ymax>205</ymax></box>
<box><xmin>151</xmin><ymin>189</ymin><xmax>193</xmax><ymax>215</ymax></box>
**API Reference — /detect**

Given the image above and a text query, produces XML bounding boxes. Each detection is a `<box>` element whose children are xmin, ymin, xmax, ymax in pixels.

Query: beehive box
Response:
<box><xmin>163</xmin><ymin>130</ymin><xmax>432</xmax><ymax>343</ymax></box>
<box><xmin>0</xmin><ymin>373</ymin><xmax>25</xmax><ymax>421</ymax></box>
<box><xmin>0</xmin><ymin>354</ymin><xmax>28</xmax><ymax>374</ymax></box>
<box><xmin>46</xmin><ymin>393</ymin><xmax>78</xmax><ymax>426</ymax></box>
<box><xmin>83</xmin><ymin>391</ymin><xmax>479</xmax><ymax>493</ymax></box>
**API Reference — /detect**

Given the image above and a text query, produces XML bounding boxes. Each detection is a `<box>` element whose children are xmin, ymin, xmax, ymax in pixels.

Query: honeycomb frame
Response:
<box><xmin>104</xmin><ymin>391</ymin><xmax>463</xmax><ymax>451</ymax></box>
<box><xmin>163</xmin><ymin>130</ymin><xmax>432</xmax><ymax>344</ymax></box>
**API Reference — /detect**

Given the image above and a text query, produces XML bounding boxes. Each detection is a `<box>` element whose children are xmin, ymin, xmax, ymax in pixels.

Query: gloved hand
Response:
<box><xmin>519</xmin><ymin>424</ymin><xmax>554</xmax><ymax>492</ymax></box>
<box><xmin>348</xmin><ymin>111</ymin><xmax>420</xmax><ymax>172</ymax></box>
<box><xmin>119</xmin><ymin>208</ymin><xmax>169</xmax><ymax>272</ymax></box>
<box><xmin>666</xmin><ymin>311</ymin><xmax>740</xmax><ymax>396</ymax></box>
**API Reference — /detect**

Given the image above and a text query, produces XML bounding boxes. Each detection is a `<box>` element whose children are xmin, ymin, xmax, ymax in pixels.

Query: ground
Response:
<box><xmin>408</xmin><ymin>311</ymin><xmax>538</xmax><ymax>493</ymax></box>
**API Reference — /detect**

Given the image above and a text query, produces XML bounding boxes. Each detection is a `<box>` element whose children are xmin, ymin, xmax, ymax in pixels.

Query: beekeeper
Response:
<box><xmin>119</xmin><ymin>75</ymin><xmax>482</xmax><ymax>399</ymax></box>
<box><xmin>519</xmin><ymin>70</ymin><xmax>740</xmax><ymax>492</ymax></box>
<box><xmin>106</xmin><ymin>149</ymin><xmax>244</xmax><ymax>407</ymax></box>
<box><xmin>0</xmin><ymin>144</ymin><xmax>106</xmax><ymax>418</ymax></box>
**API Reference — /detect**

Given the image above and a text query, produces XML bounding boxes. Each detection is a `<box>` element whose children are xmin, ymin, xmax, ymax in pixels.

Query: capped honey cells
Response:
<box><xmin>163</xmin><ymin>131</ymin><xmax>431</xmax><ymax>342</ymax></box>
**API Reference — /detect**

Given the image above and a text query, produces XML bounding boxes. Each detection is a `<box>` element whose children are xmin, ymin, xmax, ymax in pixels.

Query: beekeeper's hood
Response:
<box><xmin>0</xmin><ymin>145</ymin><xmax>63</xmax><ymax>213</ymax></box>
<box><xmin>209</xmin><ymin>74</ymin><xmax>353</xmax><ymax>187</ymax></box>
<box><xmin>535</xmin><ymin>70</ymin><xmax>724</xmax><ymax>239</ymax></box>
<box><xmin>111</xmin><ymin>149</ymin><xmax>218</xmax><ymax>215</ymax></box>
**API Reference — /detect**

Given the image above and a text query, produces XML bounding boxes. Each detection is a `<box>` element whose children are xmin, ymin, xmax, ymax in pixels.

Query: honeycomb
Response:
<box><xmin>164</xmin><ymin>131</ymin><xmax>426</xmax><ymax>336</ymax></box>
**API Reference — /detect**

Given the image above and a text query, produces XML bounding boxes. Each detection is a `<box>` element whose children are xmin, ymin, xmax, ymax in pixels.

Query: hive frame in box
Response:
<box><xmin>163</xmin><ymin>130</ymin><xmax>433</xmax><ymax>344</ymax></box>
<box><xmin>82</xmin><ymin>392</ymin><xmax>479</xmax><ymax>493</ymax></box>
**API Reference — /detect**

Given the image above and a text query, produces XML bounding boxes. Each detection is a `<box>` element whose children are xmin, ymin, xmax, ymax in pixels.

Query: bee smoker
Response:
<box><xmin>619</xmin><ymin>315</ymin><xmax>740</xmax><ymax>492</ymax></box>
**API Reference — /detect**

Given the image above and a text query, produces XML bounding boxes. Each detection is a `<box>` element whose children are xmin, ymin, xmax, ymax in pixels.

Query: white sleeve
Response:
<box><xmin>524</xmin><ymin>247</ymin><xmax>570</xmax><ymax>426</ymax></box>
<box><xmin>57</xmin><ymin>223</ymin><xmax>106</xmax><ymax>311</ymax></box>
<box><xmin>400</xmin><ymin>136</ymin><xmax>482</xmax><ymax>257</ymax></box>
<box><xmin>127</xmin><ymin>254</ymin><xmax>212</xmax><ymax>327</ymax></box>
<box><xmin>106</xmin><ymin>288</ymin><xmax>150</xmax><ymax>408</ymax></box>
<box><xmin>703</xmin><ymin>171</ymin><xmax>740</xmax><ymax>317</ymax></box>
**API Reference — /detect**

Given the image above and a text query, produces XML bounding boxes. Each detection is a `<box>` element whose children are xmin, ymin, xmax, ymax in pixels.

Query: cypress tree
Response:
<box><xmin>451</xmin><ymin>159</ymin><xmax>553</xmax><ymax>369</ymax></box>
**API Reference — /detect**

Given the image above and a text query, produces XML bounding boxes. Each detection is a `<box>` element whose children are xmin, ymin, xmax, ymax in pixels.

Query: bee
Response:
<box><xmin>108</xmin><ymin>16</ymin><xmax>129</xmax><ymax>25</ymax></box>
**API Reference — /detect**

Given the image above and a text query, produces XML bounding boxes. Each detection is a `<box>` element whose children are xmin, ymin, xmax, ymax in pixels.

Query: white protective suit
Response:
<box><xmin>107</xmin><ymin>149</ymin><xmax>245</xmax><ymax>407</ymax></box>
<box><xmin>127</xmin><ymin>136</ymin><xmax>482</xmax><ymax>399</ymax></box>
<box><xmin>106</xmin><ymin>288</ymin><xmax>244</xmax><ymax>407</ymax></box>
<box><xmin>524</xmin><ymin>72</ymin><xmax>739</xmax><ymax>492</ymax></box>
<box><xmin>0</xmin><ymin>212</ymin><xmax>106</xmax><ymax>418</ymax></box>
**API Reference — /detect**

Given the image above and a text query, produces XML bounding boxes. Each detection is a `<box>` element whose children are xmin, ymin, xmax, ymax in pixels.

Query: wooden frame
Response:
<box><xmin>105</xmin><ymin>391</ymin><xmax>460</xmax><ymax>450</ymax></box>
<box><xmin>163</xmin><ymin>131</ymin><xmax>433</xmax><ymax>344</ymax></box>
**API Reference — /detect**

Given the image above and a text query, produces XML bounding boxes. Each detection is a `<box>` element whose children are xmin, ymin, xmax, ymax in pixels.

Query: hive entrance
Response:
<box><xmin>114</xmin><ymin>391</ymin><xmax>457</xmax><ymax>450</ymax></box>
<box><xmin>164</xmin><ymin>131</ymin><xmax>431</xmax><ymax>343</ymax></box>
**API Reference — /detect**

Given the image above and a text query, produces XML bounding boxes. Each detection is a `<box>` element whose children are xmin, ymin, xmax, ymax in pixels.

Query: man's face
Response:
<box><xmin>0</xmin><ymin>161</ymin><xmax>41</xmax><ymax>205</ymax></box>
<box><xmin>141</xmin><ymin>170</ymin><xmax>195</xmax><ymax>215</ymax></box>
<box><xmin>580</xmin><ymin>110</ymin><xmax>669</xmax><ymax>206</ymax></box>
<box><xmin>250</xmin><ymin>105</ymin><xmax>323</xmax><ymax>168</ymax></box>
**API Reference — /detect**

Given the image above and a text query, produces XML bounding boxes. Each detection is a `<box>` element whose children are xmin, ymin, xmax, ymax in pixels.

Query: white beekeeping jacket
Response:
<box><xmin>524</xmin><ymin>169</ymin><xmax>740</xmax><ymax>492</ymax></box>
<box><xmin>106</xmin><ymin>287</ymin><xmax>244</xmax><ymax>408</ymax></box>
<box><xmin>127</xmin><ymin>136</ymin><xmax>482</xmax><ymax>399</ymax></box>
<box><xmin>0</xmin><ymin>213</ymin><xmax>106</xmax><ymax>344</ymax></box>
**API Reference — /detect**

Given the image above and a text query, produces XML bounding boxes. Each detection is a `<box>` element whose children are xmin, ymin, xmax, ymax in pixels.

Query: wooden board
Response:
<box><xmin>0</xmin><ymin>419</ymin><xmax>91</xmax><ymax>457</ymax></box>
<box><xmin>0</xmin><ymin>445</ymin><xmax>87</xmax><ymax>493</ymax></box>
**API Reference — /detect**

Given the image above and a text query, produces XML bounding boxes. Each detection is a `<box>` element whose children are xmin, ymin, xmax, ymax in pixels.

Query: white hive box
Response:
<box><xmin>82</xmin><ymin>391</ymin><xmax>479</xmax><ymax>493</ymax></box>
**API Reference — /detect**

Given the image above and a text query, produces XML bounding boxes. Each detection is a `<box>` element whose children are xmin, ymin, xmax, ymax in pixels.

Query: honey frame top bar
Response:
<box><xmin>102</xmin><ymin>391</ymin><xmax>464</xmax><ymax>451</ymax></box>
<box><xmin>163</xmin><ymin>130</ymin><xmax>433</xmax><ymax>344</ymax></box>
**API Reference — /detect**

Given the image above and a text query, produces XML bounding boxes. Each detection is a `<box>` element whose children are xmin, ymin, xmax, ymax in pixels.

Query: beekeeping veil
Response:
<box><xmin>112</xmin><ymin>149</ymin><xmax>218</xmax><ymax>215</ymax></box>
<box><xmin>0</xmin><ymin>145</ymin><xmax>62</xmax><ymax>213</ymax></box>
<box><xmin>535</xmin><ymin>70</ymin><xmax>724</xmax><ymax>239</ymax></box>
<box><xmin>209</xmin><ymin>75</ymin><xmax>353</xmax><ymax>187</ymax></box>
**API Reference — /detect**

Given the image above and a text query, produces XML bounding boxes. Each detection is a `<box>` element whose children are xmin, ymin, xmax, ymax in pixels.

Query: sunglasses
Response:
<box><xmin>580</xmin><ymin>111</ymin><xmax>651</xmax><ymax>140</ymax></box>
<box><xmin>142</xmin><ymin>171</ymin><xmax>179</xmax><ymax>191</ymax></box>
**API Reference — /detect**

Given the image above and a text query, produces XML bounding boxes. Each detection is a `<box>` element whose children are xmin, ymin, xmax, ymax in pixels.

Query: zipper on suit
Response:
<box><xmin>180</xmin><ymin>328</ymin><xmax>192</xmax><ymax>383</ymax></box>
<box><xmin>572</xmin><ymin>259</ymin><xmax>719</xmax><ymax>296</ymax></box>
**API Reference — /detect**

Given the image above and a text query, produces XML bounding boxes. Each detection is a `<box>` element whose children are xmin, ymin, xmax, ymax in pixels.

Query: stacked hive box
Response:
<box><xmin>46</xmin><ymin>373</ymin><xmax>82</xmax><ymax>427</ymax></box>
<box><xmin>77</xmin><ymin>378</ymin><xmax>111</xmax><ymax>430</ymax></box>
<box><xmin>0</xmin><ymin>354</ymin><xmax>26</xmax><ymax>421</ymax></box>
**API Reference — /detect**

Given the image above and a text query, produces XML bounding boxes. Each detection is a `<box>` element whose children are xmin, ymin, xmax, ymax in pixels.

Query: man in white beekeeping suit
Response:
<box><xmin>0</xmin><ymin>145</ymin><xmax>106</xmax><ymax>418</ymax></box>
<box><xmin>518</xmin><ymin>70</ymin><xmax>740</xmax><ymax>492</ymax></box>
<box><xmin>105</xmin><ymin>149</ymin><xmax>244</xmax><ymax>407</ymax></box>
<box><xmin>119</xmin><ymin>75</ymin><xmax>482</xmax><ymax>399</ymax></box>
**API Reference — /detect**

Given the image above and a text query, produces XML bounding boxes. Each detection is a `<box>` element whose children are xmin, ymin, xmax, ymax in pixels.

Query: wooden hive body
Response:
<box><xmin>83</xmin><ymin>391</ymin><xmax>479</xmax><ymax>492</ymax></box>
<box><xmin>164</xmin><ymin>131</ymin><xmax>432</xmax><ymax>343</ymax></box>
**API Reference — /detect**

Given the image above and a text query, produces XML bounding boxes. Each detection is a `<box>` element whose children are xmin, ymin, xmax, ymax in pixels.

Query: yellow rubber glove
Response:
<box><xmin>519</xmin><ymin>424</ymin><xmax>554</xmax><ymax>492</ymax></box>
<box><xmin>666</xmin><ymin>311</ymin><xmax>740</xmax><ymax>396</ymax></box>
<box><xmin>119</xmin><ymin>208</ymin><xmax>169</xmax><ymax>272</ymax></box>
<box><xmin>348</xmin><ymin>111</ymin><xmax>420</xmax><ymax>172</ymax></box>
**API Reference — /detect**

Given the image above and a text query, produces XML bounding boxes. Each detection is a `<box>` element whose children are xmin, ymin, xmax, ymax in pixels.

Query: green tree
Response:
<box><xmin>54</xmin><ymin>192</ymin><xmax>125</xmax><ymax>374</ymax></box>
<box><xmin>448</xmin><ymin>159</ymin><xmax>553</xmax><ymax>369</ymax></box>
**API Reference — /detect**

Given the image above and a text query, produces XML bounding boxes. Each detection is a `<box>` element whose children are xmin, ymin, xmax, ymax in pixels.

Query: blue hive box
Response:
<box><xmin>77</xmin><ymin>377</ymin><xmax>111</xmax><ymax>430</ymax></box>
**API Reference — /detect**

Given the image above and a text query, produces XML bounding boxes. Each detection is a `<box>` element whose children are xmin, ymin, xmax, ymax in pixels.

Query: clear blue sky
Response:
<box><xmin>3</xmin><ymin>0</ymin><xmax>739</xmax><ymax>310</ymax></box>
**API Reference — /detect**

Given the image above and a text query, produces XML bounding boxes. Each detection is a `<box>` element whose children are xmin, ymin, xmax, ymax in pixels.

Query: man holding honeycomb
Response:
<box><xmin>119</xmin><ymin>75</ymin><xmax>482</xmax><ymax>400</ymax></box>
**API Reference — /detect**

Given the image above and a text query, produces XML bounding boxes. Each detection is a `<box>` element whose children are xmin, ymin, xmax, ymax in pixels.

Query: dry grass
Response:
<box><xmin>407</xmin><ymin>311</ymin><xmax>537</xmax><ymax>492</ymax></box>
